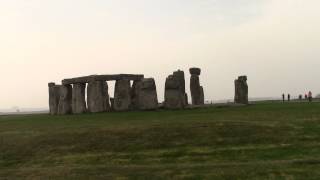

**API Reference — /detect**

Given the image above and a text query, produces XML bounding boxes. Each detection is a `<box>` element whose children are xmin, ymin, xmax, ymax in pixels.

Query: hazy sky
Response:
<box><xmin>0</xmin><ymin>0</ymin><xmax>320</xmax><ymax>109</ymax></box>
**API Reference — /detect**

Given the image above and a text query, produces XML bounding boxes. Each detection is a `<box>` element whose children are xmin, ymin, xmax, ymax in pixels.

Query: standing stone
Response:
<box><xmin>130</xmin><ymin>80</ymin><xmax>142</xmax><ymax>110</ymax></box>
<box><xmin>58</xmin><ymin>84</ymin><xmax>72</xmax><ymax>115</ymax></box>
<box><xmin>190</xmin><ymin>68</ymin><xmax>204</xmax><ymax>105</ymax></box>
<box><xmin>173</xmin><ymin>70</ymin><xmax>188</xmax><ymax>106</ymax></box>
<box><xmin>138</xmin><ymin>78</ymin><xmax>158</xmax><ymax>110</ymax></box>
<box><xmin>72</xmin><ymin>83</ymin><xmax>87</xmax><ymax>114</ymax></box>
<box><xmin>114</xmin><ymin>79</ymin><xmax>131</xmax><ymax>111</ymax></box>
<box><xmin>164</xmin><ymin>75</ymin><xmax>185</xmax><ymax>109</ymax></box>
<box><xmin>173</xmin><ymin>70</ymin><xmax>185</xmax><ymax>93</ymax></box>
<box><xmin>234</xmin><ymin>76</ymin><xmax>248</xmax><ymax>104</ymax></box>
<box><xmin>200</xmin><ymin>86</ymin><xmax>204</xmax><ymax>105</ymax></box>
<box><xmin>48</xmin><ymin>83</ymin><xmax>61</xmax><ymax>115</ymax></box>
<box><xmin>110</xmin><ymin>98</ymin><xmax>115</xmax><ymax>111</ymax></box>
<box><xmin>87</xmin><ymin>81</ymin><xmax>110</xmax><ymax>113</ymax></box>
<box><xmin>131</xmin><ymin>78</ymin><xmax>158</xmax><ymax>110</ymax></box>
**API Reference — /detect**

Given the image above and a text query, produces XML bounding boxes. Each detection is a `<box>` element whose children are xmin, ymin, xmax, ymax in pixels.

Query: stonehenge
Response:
<box><xmin>190</xmin><ymin>68</ymin><xmax>204</xmax><ymax>105</ymax></box>
<box><xmin>48</xmin><ymin>68</ymin><xmax>208</xmax><ymax>115</ymax></box>
<box><xmin>164</xmin><ymin>70</ymin><xmax>187</xmax><ymax>109</ymax></box>
<box><xmin>49</xmin><ymin>74</ymin><xmax>159</xmax><ymax>115</ymax></box>
<box><xmin>235</xmin><ymin>76</ymin><xmax>249</xmax><ymax>104</ymax></box>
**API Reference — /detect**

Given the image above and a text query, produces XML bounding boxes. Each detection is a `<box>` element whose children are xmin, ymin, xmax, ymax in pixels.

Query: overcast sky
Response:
<box><xmin>0</xmin><ymin>0</ymin><xmax>319</xmax><ymax>109</ymax></box>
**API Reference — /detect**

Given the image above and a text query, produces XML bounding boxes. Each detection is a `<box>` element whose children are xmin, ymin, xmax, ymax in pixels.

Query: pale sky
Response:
<box><xmin>0</xmin><ymin>0</ymin><xmax>320</xmax><ymax>109</ymax></box>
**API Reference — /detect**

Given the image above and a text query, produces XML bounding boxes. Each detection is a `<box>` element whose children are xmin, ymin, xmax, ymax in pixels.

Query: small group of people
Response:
<box><xmin>282</xmin><ymin>91</ymin><xmax>313</xmax><ymax>102</ymax></box>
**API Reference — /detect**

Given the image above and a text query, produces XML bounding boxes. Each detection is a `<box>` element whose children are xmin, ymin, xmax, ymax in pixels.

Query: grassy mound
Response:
<box><xmin>1</xmin><ymin>102</ymin><xmax>320</xmax><ymax>179</ymax></box>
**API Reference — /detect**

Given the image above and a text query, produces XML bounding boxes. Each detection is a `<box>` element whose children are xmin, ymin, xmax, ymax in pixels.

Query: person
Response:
<box><xmin>308</xmin><ymin>91</ymin><xmax>313</xmax><ymax>102</ymax></box>
<box><xmin>282</xmin><ymin>94</ymin><xmax>285</xmax><ymax>102</ymax></box>
<box><xmin>288</xmin><ymin>94</ymin><xmax>291</xmax><ymax>102</ymax></box>
<box><xmin>305</xmin><ymin>94</ymin><xmax>308</xmax><ymax>100</ymax></box>
<box><xmin>299</xmin><ymin>95</ymin><xmax>303</xmax><ymax>101</ymax></box>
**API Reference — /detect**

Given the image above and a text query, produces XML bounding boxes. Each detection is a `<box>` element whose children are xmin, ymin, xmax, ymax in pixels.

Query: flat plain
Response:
<box><xmin>1</xmin><ymin>102</ymin><xmax>320</xmax><ymax>179</ymax></box>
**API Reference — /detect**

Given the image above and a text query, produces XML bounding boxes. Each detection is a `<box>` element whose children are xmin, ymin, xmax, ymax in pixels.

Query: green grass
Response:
<box><xmin>1</xmin><ymin>102</ymin><xmax>320</xmax><ymax>179</ymax></box>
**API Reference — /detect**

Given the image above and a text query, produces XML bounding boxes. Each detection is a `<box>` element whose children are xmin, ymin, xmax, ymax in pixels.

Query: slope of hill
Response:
<box><xmin>1</xmin><ymin>102</ymin><xmax>320</xmax><ymax>179</ymax></box>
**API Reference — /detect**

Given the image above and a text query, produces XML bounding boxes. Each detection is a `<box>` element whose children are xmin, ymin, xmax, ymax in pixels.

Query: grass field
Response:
<box><xmin>1</xmin><ymin>102</ymin><xmax>320</xmax><ymax>179</ymax></box>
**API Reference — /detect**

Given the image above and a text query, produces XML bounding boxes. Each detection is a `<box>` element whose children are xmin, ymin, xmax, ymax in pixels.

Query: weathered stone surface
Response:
<box><xmin>138</xmin><ymin>78</ymin><xmax>158</xmax><ymax>110</ymax></box>
<box><xmin>87</xmin><ymin>81</ymin><xmax>110</xmax><ymax>113</ymax></box>
<box><xmin>173</xmin><ymin>70</ymin><xmax>188</xmax><ymax>106</ymax></box>
<box><xmin>62</xmin><ymin>74</ymin><xmax>144</xmax><ymax>85</ymax></box>
<box><xmin>130</xmin><ymin>80</ymin><xmax>142</xmax><ymax>110</ymax></box>
<box><xmin>190</xmin><ymin>75</ymin><xmax>202</xmax><ymax>105</ymax></box>
<box><xmin>48</xmin><ymin>83</ymin><xmax>61</xmax><ymax>115</ymax></box>
<box><xmin>185</xmin><ymin>93</ymin><xmax>188</xmax><ymax>106</ymax></box>
<box><xmin>164</xmin><ymin>75</ymin><xmax>185</xmax><ymax>109</ymax></box>
<box><xmin>114</xmin><ymin>79</ymin><xmax>131</xmax><ymax>111</ymax></box>
<box><xmin>173</xmin><ymin>70</ymin><xmax>186</xmax><ymax>94</ymax></box>
<box><xmin>110</xmin><ymin>98</ymin><xmax>115</xmax><ymax>111</ymax></box>
<box><xmin>189</xmin><ymin>68</ymin><xmax>201</xmax><ymax>76</ymax></box>
<box><xmin>58</xmin><ymin>85</ymin><xmax>72</xmax><ymax>115</ymax></box>
<box><xmin>72</xmin><ymin>83</ymin><xmax>87</xmax><ymax>114</ymax></box>
<box><xmin>190</xmin><ymin>68</ymin><xmax>204</xmax><ymax>105</ymax></box>
<box><xmin>235</xmin><ymin>76</ymin><xmax>248</xmax><ymax>104</ymax></box>
<box><xmin>164</xmin><ymin>90</ymin><xmax>185</xmax><ymax>109</ymax></box>
<box><xmin>165</xmin><ymin>75</ymin><xmax>179</xmax><ymax>89</ymax></box>
<box><xmin>200</xmin><ymin>86</ymin><xmax>204</xmax><ymax>105</ymax></box>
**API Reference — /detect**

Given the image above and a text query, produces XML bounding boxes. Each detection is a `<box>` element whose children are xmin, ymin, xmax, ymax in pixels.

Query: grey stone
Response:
<box><xmin>110</xmin><ymin>98</ymin><xmax>115</xmax><ymax>111</ymax></box>
<box><xmin>114</xmin><ymin>79</ymin><xmax>131</xmax><ymax>111</ymax></box>
<box><xmin>184</xmin><ymin>93</ymin><xmax>188</xmax><ymax>106</ymax></box>
<box><xmin>138</xmin><ymin>78</ymin><xmax>158</xmax><ymax>110</ymax></box>
<box><xmin>200</xmin><ymin>86</ymin><xmax>204</xmax><ymax>105</ymax></box>
<box><xmin>62</xmin><ymin>74</ymin><xmax>144</xmax><ymax>85</ymax></box>
<box><xmin>173</xmin><ymin>70</ymin><xmax>186</xmax><ymax>94</ymax></box>
<box><xmin>234</xmin><ymin>76</ymin><xmax>248</xmax><ymax>104</ymax></box>
<box><xmin>58</xmin><ymin>85</ymin><xmax>72</xmax><ymax>115</ymax></box>
<box><xmin>190</xmin><ymin>75</ymin><xmax>201</xmax><ymax>105</ymax></box>
<box><xmin>72</xmin><ymin>83</ymin><xmax>87</xmax><ymax>114</ymax></box>
<box><xmin>164</xmin><ymin>75</ymin><xmax>185</xmax><ymax>109</ymax></box>
<box><xmin>87</xmin><ymin>81</ymin><xmax>110</xmax><ymax>113</ymax></box>
<box><xmin>189</xmin><ymin>68</ymin><xmax>201</xmax><ymax>76</ymax></box>
<box><xmin>130</xmin><ymin>80</ymin><xmax>142</xmax><ymax>110</ymax></box>
<box><xmin>173</xmin><ymin>70</ymin><xmax>188</xmax><ymax>106</ymax></box>
<box><xmin>190</xmin><ymin>68</ymin><xmax>204</xmax><ymax>105</ymax></box>
<box><xmin>165</xmin><ymin>75</ymin><xmax>180</xmax><ymax>89</ymax></box>
<box><xmin>48</xmin><ymin>83</ymin><xmax>61</xmax><ymax>115</ymax></box>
